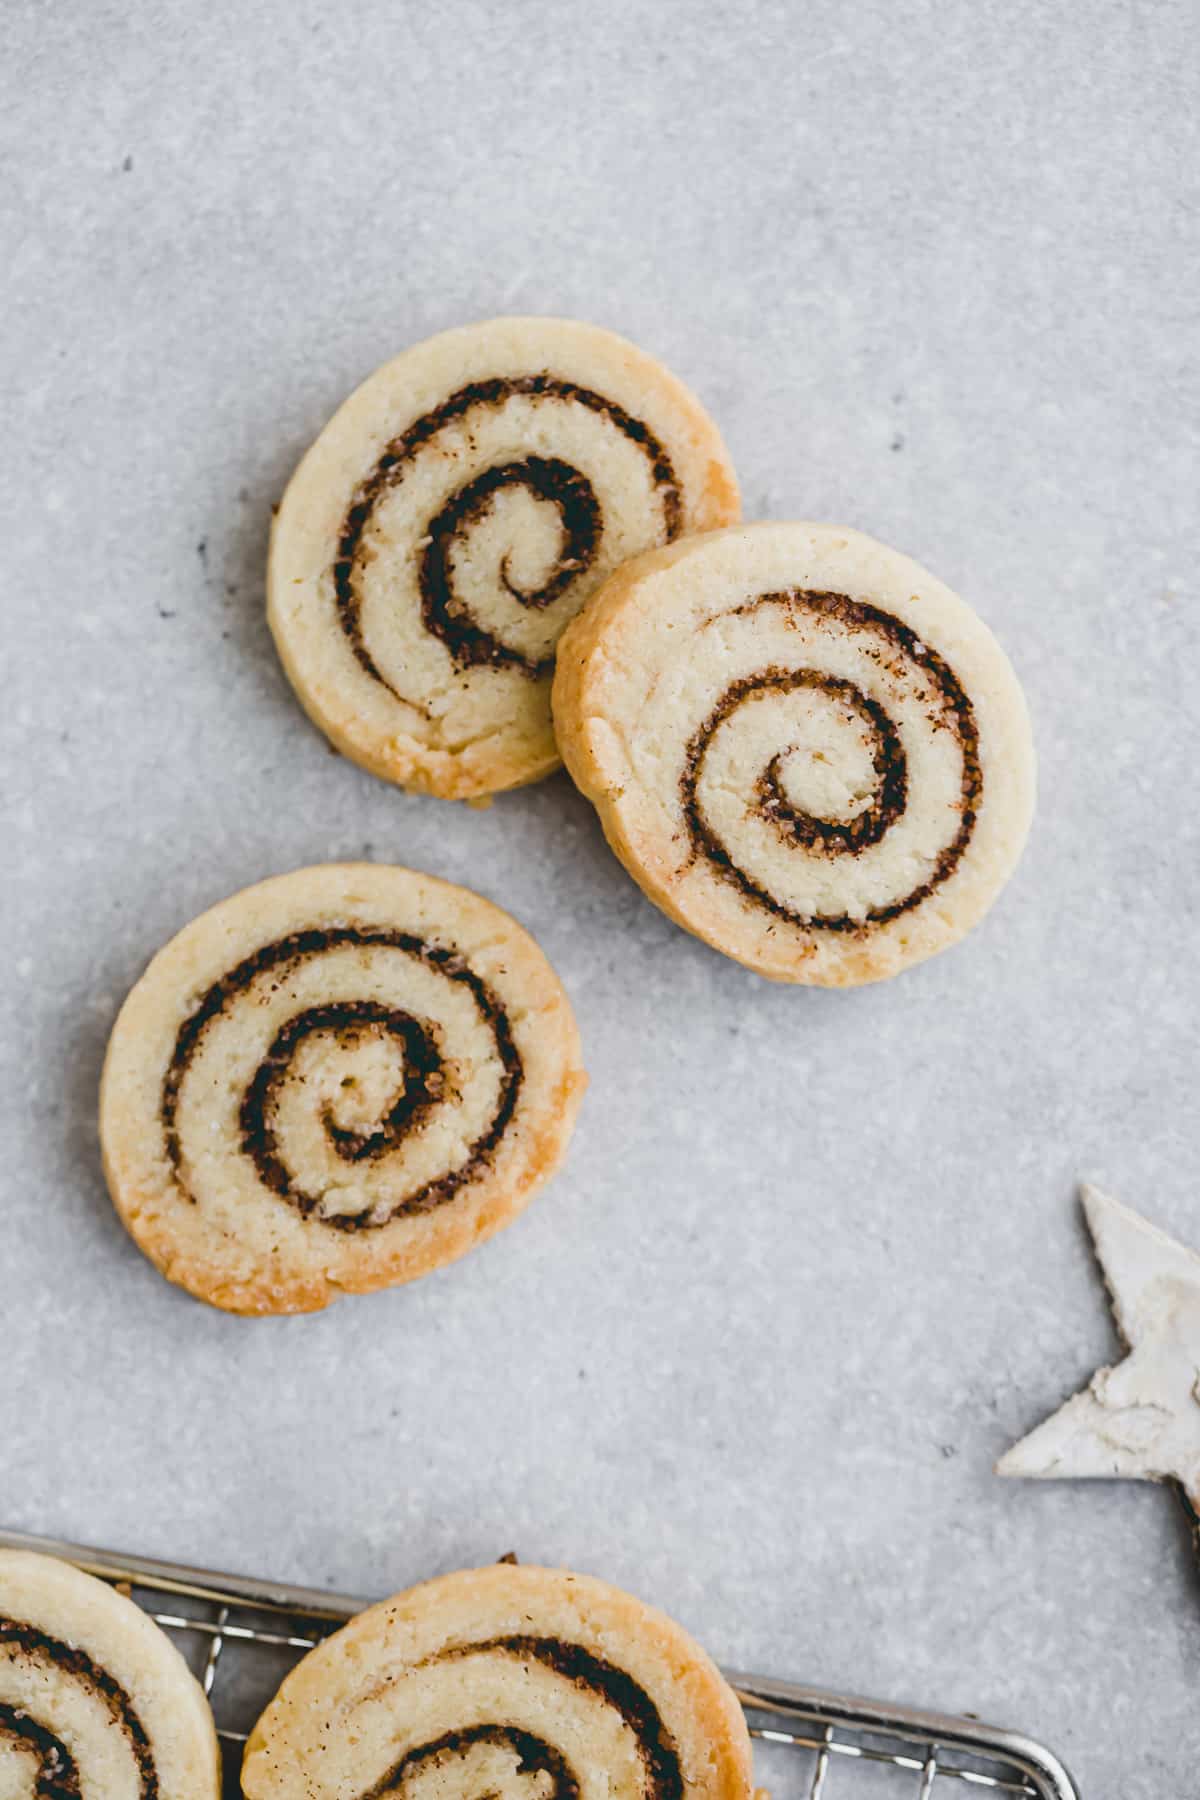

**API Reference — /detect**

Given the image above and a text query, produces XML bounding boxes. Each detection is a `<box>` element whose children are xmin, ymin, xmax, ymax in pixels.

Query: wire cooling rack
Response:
<box><xmin>0</xmin><ymin>1529</ymin><xmax>1078</xmax><ymax>1800</ymax></box>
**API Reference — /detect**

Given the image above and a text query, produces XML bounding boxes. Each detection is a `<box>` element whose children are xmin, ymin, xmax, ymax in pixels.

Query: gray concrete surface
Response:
<box><xmin>3</xmin><ymin>3</ymin><xmax>1198</xmax><ymax>1794</ymax></box>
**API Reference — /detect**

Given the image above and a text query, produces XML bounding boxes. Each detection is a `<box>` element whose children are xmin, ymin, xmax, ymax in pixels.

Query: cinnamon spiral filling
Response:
<box><xmin>0</xmin><ymin>1619</ymin><xmax>157</xmax><ymax>1800</ymax></box>
<box><xmin>362</xmin><ymin>1727</ymin><xmax>578</xmax><ymax>1800</ymax></box>
<box><xmin>334</xmin><ymin>376</ymin><xmax>683</xmax><ymax>686</ymax></box>
<box><xmin>0</xmin><ymin>1704</ymin><xmax>80</xmax><ymax>1800</ymax></box>
<box><xmin>357</xmin><ymin>1637</ymin><xmax>682</xmax><ymax>1800</ymax></box>
<box><xmin>681</xmin><ymin>590</ymin><xmax>982</xmax><ymax>932</ymax></box>
<box><xmin>161</xmin><ymin>927</ymin><xmax>523</xmax><ymax>1231</ymax></box>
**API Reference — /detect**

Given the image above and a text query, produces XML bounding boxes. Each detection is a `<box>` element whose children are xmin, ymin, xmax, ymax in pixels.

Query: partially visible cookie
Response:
<box><xmin>100</xmin><ymin>864</ymin><xmax>586</xmax><ymax>1314</ymax></box>
<box><xmin>242</xmin><ymin>1562</ymin><xmax>753</xmax><ymax>1800</ymax></box>
<box><xmin>0</xmin><ymin>1548</ymin><xmax>220</xmax><ymax>1799</ymax></box>
<box><xmin>998</xmin><ymin>1185</ymin><xmax>1200</xmax><ymax>1510</ymax></box>
<box><xmin>554</xmin><ymin>522</ymin><xmax>1035</xmax><ymax>986</ymax></box>
<box><xmin>268</xmin><ymin>316</ymin><xmax>740</xmax><ymax>801</ymax></box>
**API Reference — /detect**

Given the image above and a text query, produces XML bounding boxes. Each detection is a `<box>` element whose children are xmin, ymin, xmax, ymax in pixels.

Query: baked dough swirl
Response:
<box><xmin>553</xmin><ymin>523</ymin><xmax>1035</xmax><ymax>985</ymax></box>
<box><xmin>242</xmin><ymin>1564</ymin><xmax>752</xmax><ymax>1800</ymax></box>
<box><xmin>0</xmin><ymin>1550</ymin><xmax>219</xmax><ymax>1800</ymax></box>
<box><xmin>100</xmin><ymin>865</ymin><xmax>585</xmax><ymax>1314</ymax></box>
<box><xmin>269</xmin><ymin>318</ymin><xmax>739</xmax><ymax>799</ymax></box>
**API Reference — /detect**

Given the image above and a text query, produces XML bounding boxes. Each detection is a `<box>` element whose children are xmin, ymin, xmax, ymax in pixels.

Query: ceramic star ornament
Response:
<box><xmin>997</xmin><ymin>1184</ymin><xmax>1200</xmax><ymax>1509</ymax></box>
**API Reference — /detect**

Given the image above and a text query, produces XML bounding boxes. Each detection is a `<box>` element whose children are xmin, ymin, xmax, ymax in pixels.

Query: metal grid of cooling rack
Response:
<box><xmin>0</xmin><ymin>1530</ymin><xmax>1078</xmax><ymax>1800</ymax></box>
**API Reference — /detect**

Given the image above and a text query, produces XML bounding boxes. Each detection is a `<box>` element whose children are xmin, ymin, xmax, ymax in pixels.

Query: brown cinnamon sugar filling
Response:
<box><xmin>335</xmin><ymin>376</ymin><xmax>683</xmax><ymax>686</ymax></box>
<box><xmin>359</xmin><ymin>1636</ymin><xmax>682</xmax><ymax>1800</ymax></box>
<box><xmin>681</xmin><ymin>589</ymin><xmax>982</xmax><ymax>933</ymax></box>
<box><xmin>362</xmin><ymin>1726</ymin><xmax>578</xmax><ymax>1800</ymax></box>
<box><xmin>0</xmin><ymin>1703</ymin><xmax>81</xmax><ymax>1800</ymax></box>
<box><xmin>161</xmin><ymin>927</ymin><xmax>523</xmax><ymax>1231</ymax></box>
<box><xmin>0</xmin><ymin>1619</ymin><xmax>157</xmax><ymax>1800</ymax></box>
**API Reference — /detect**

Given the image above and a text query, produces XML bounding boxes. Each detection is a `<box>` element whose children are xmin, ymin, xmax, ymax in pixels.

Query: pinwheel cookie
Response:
<box><xmin>268</xmin><ymin>316</ymin><xmax>739</xmax><ymax>800</ymax></box>
<box><xmin>242</xmin><ymin>1562</ymin><xmax>753</xmax><ymax>1800</ymax></box>
<box><xmin>0</xmin><ymin>1548</ymin><xmax>220</xmax><ymax>1799</ymax></box>
<box><xmin>100</xmin><ymin>864</ymin><xmax>586</xmax><ymax>1314</ymax></box>
<box><xmin>554</xmin><ymin>522</ymin><xmax>1035</xmax><ymax>986</ymax></box>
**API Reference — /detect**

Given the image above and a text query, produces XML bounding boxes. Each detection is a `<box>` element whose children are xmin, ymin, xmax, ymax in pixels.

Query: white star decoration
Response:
<box><xmin>997</xmin><ymin>1184</ymin><xmax>1200</xmax><ymax>1510</ymax></box>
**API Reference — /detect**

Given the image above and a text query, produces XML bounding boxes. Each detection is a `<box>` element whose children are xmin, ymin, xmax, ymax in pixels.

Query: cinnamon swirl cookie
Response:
<box><xmin>242</xmin><ymin>1563</ymin><xmax>752</xmax><ymax>1800</ymax></box>
<box><xmin>268</xmin><ymin>317</ymin><xmax>740</xmax><ymax>800</ymax></box>
<box><xmin>99</xmin><ymin>864</ymin><xmax>585</xmax><ymax>1314</ymax></box>
<box><xmin>0</xmin><ymin>1549</ymin><xmax>220</xmax><ymax>1799</ymax></box>
<box><xmin>554</xmin><ymin>523</ymin><xmax>1035</xmax><ymax>986</ymax></box>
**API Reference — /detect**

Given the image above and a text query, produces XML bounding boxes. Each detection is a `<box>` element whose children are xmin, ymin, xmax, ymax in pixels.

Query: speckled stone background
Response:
<box><xmin>3</xmin><ymin>2</ymin><xmax>1198</xmax><ymax>1793</ymax></box>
